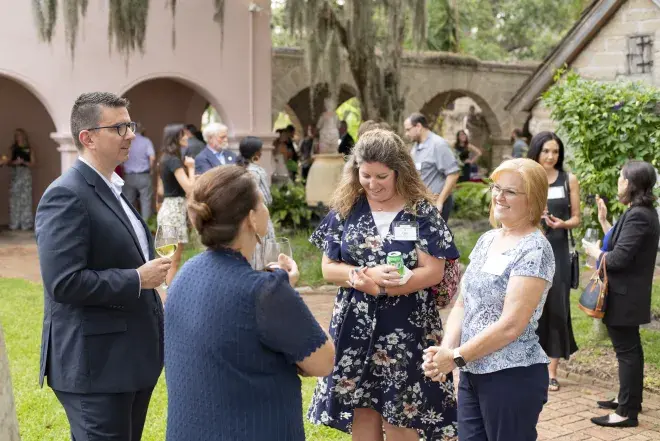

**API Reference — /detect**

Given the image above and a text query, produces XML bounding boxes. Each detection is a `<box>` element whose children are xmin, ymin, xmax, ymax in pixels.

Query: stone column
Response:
<box><xmin>51</xmin><ymin>132</ymin><xmax>78</xmax><ymax>174</ymax></box>
<box><xmin>0</xmin><ymin>323</ymin><xmax>20</xmax><ymax>441</ymax></box>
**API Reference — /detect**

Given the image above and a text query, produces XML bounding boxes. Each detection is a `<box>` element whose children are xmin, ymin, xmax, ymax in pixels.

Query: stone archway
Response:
<box><xmin>285</xmin><ymin>83</ymin><xmax>358</xmax><ymax>133</ymax></box>
<box><xmin>418</xmin><ymin>89</ymin><xmax>506</xmax><ymax>169</ymax></box>
<box><xmin>0</xmin><ymin>75</ymin><xmax>59</xmax><ymax>227</ymax></box>
<box><xmin>121</xmin><ymin>77</ymin><xmax>226</xmax><ymax>151</ymax></box>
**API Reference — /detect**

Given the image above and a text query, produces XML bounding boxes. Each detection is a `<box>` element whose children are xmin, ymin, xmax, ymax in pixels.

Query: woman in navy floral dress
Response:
<box><xmin>308</xmin><ymin>129</ymin><xmax>461</xmax><ymax>440</ymax></box>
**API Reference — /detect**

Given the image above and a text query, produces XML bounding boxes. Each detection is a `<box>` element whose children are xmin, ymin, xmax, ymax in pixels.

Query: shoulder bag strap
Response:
<box><xmin>563</xmin><ymin>172</ymin><xmax>576</xmax><ymax>249</ymax></box>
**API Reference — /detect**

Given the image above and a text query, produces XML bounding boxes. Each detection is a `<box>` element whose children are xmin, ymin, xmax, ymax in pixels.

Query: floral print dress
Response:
<box><xmin>307</xmin><ymin>196</ymin><xmax>460</xmax><ymax>440</ymax></box>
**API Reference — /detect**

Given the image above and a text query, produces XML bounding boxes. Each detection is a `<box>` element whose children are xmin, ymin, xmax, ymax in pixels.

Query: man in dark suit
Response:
<box><xmin>337</xmin><ymin>120</ymin><xmax>355</xmax><ymax>156</ymax></box>
<box><xmin>194</xmin><ymin>122</ymin><xmax>237</xmax><ymax>175</ymax></box>
<box><xmin>35</xmin><ymin>92</ymin><xmax>172</xmax><ymax>440</ymax></box>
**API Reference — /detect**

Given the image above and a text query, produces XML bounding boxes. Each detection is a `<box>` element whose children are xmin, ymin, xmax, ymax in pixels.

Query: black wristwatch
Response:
<box><xmin>378</xmin><ymin>286</ymin><xmax>387</xmax><ymax>298</ymax></box>
<box><xmin>453</xmin><ymin>348</ymin><xmax>467</xmax><ymax>368</ymax></box>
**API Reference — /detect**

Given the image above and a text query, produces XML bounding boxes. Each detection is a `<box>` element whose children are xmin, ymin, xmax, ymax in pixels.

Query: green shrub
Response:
<box><xmin>453</xmin><ymin>181</ymin><xmax>491</xmax><ymax>220</ymax></box>
<box><xmin>543</xmin><ymin>70</ymin><xmax>660</xmax><ymax>237</ymax></box>
<box><xmin>270</xmin><ymin>181</ymin><xmax>313</xmax><ymax>229</ymax></box>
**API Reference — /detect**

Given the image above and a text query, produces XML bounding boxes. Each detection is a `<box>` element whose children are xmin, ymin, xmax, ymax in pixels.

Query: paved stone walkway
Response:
<box><xmin>301</xmin><ymin>291</ymin><xmax>660</xmax><ymax>441</ymax></box>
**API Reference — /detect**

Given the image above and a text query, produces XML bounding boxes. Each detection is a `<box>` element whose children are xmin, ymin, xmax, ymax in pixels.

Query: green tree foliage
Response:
<box><xmin>423</xmin><ymin>0</ymin><xmax>590</xmax><ymax>61</ymax></box>
<box><xmin>543</xmin><ymin>70</ymin><xmax>660</xmax><ymax>232</ymax></box>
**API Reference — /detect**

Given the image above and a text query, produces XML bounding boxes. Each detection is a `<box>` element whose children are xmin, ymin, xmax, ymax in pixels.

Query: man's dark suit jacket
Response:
<box><xmin>602</xmin><ymin>205</ymin><xmax>660</xmax><ymax>327</ymax></box>
<box><xmin>338</xmin><ymin>133</ymin><xmax>355</xmax><ymax>156</ymax></box>
<box><xmin>35</xmin><ymin>159</ymin><xmax>164</xmax><ymax>394</ymax></box>
<box><xmin>194</xmin><ymin>146</ymin><xmax>237</xmax><ymax>175</ymax></box>
<box><xmin>183</xmin><ymin>136</ymin><xmax>206</xmax><ymax>158</ymax></box>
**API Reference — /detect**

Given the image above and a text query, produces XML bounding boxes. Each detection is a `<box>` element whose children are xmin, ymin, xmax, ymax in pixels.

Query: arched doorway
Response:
<box><xmin>122</xmin><ymin>78</ymin><xmax>224</xmax><ymax>150</ymax></box>
<box><xmin>0</xmin><ymin>75</ymin><xmax>58</xmax><ymax>227</ymax></box>
<box><xmin>420</xmin><ymin>90</ymin><xmax>499</xmax><ymax>171</ymax></box>
<box><xmin>286</xmin><ymin>84</ymin><xmax>358</xmax><ymax>135</ymax></box>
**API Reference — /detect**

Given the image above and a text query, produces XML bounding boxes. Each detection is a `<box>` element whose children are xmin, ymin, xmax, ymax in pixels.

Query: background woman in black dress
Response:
<box><xmin>454</xmin><ymin>130</ymin><xmax>482</xmax><ymax>182</ymax></box>
<box><xmin>528</xmin><ymin>131</ymin><xmax>580</xmax><ymax>391</ymax></box>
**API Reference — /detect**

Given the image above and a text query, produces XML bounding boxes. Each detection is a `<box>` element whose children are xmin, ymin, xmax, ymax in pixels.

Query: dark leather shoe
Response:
<box><xmin>596</xmin><ymin>398</ymin><xmax>642</xmax><ymax>413</ymax></box>
<box><xmin>591</xmin><ymin>415</ymin><xmax>638</xmax><ymax>428</ymax></box>
<box><xmin>597</xmin><ymin>398</ymin><xmax>618</xmax><ymax>410</ymax></box>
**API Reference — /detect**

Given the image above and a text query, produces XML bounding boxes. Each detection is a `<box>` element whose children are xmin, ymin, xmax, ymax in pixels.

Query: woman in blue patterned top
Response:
<box><xmin>424</xmin><ymin>158</ymin><xmax>555</xmax><ymax>441</ymax></box>
<box><xmin>164</xmin><ymin>166</ymin><xmax>335</xmax><ymax>441</ymax></box>
<box><xmin>308</xmin><ymin>129</ymin><xmax>461</xmax><ymax>441</ymax></box>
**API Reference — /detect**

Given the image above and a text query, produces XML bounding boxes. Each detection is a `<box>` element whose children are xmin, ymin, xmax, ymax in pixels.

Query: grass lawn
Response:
<box><xmin>0</xmin><ymin>278</ymin><xmax>347</xmax><ymax>440</ymax></box>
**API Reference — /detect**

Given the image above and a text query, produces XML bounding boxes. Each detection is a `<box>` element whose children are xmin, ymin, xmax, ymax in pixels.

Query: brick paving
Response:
<box><xmin>301</xmin><ymin>291</ymin><xmax>660</xmax><ymax>441</ymax></box>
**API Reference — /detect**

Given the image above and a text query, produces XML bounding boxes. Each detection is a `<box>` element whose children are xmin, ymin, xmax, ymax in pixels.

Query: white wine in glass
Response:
<box><xmin>155</xmin><ymin>243</ymin><xmax>178</xmax><ymax>258</ymax></box>
<box><xmin>154</xmin><ymin>225</ymin><xmax>181</xmax><ymax>288</ymax></box>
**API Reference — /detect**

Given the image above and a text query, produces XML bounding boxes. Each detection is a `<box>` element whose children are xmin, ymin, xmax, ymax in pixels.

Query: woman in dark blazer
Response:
<box><xmin>584</xmin><ymin>160</ymin><xmax>660</xmax><ymax>428</ymax></box>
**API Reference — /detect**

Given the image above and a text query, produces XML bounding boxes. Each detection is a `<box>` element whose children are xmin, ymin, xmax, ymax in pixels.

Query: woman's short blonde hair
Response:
<box><xmin>489</xmin><ymin>158</ymin><xmax>548</xmax><ymax>228</ymax></box>
<box><xmin>330</xmin><ymin>129</ymin><xmax>432</xmax><ymax>217</ymax></box>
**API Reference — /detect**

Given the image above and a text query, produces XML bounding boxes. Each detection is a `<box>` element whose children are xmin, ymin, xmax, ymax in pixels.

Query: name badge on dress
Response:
<box><xmin>547</xmin><ymin>186</ymin><xmax>565</xmax><ymax>200</ymax></box>
<box><xmin>393</xmin><ymin>222</ymin><xmax>419</xmax><ymax>241</ymax></box>
<box><xmin>481</xmin><ymin>254</ymin><xmax>512</xmax><ymax>276</ymax></box>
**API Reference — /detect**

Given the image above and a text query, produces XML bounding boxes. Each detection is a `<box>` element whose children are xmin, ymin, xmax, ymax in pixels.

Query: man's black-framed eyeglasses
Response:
<box><xmin>86</xmin><ymin>122</ymin><xmax>137</xmax><ymax>137</ymax></box>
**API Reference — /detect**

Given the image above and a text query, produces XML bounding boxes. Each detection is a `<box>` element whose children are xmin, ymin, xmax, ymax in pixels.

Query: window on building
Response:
<box><xmin>627</xmin><ymin>35</ymin><xmax>653</xmax><ymax>75</ymax></box>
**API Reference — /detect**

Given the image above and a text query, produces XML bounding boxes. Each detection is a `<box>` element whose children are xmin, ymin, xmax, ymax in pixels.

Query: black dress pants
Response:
<box><xmin>54</xmin><ymin>388</ymin><xmax>154</xmax><ymax>440</ymax></box>
<box><xmin>606</xmin><ymin>325</ymin><xmax>644</xmax><ymax>420</ymax></box>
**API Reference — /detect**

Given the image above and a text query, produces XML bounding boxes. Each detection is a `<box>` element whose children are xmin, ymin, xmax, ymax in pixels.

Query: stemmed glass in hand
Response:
<box><xmin>263</xmin><ymin>237</ymin><xmax>293</xmax><ymax>269</ymax></box>
<box><xmin>154</xmin><ymin>224</ymin><xmax>181</xmax><ymax>289</ymax></box>
<box><xmin>583</xmin><ymin>228</ymin><xmax>599</xmax><ymax>268</ymax></box>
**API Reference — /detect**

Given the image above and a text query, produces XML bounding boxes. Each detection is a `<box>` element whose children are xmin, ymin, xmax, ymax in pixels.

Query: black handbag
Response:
<box><xmin>578</xmin><ymin>254</ymin><xmax>608</xmax><ymax>318</ymax></box>
<box><xmin>564</xmin><ymin>175</ymin><xmax>580</xmax><ymax>289</ymax></box>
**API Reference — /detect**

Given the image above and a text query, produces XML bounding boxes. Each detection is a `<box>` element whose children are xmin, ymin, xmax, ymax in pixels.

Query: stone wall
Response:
<box><xmin>530</xmin><ymin>0</ymin><xmax>660</xmax><ymax>136</ymax></box>
<box><xmin>571</xmin><ymin>0</ymin><xmax>660</xmax><ymax>85</ymax></box>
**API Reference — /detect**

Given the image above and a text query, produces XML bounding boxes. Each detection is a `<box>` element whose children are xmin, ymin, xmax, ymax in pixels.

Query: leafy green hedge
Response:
<box><xmin>543</xmin><ymin>70</ymin><xmax>660</xmax><ymax>235</ymax></box>
<box><xmin>452</xmin><ymin>181</ymin><xmax>490</xmax><ymax>220</ymax></box>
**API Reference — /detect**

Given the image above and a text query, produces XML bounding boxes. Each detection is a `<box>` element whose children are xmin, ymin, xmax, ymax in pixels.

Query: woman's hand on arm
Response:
<box><xmin>384</xmin><ymin>249</ymin><xmax>444</xmax><ymax>296</ymax></box>
<box><xmin>321</xmin><ymin>255</ymin><xmax>396</xmax><ymax>289</ymax></box>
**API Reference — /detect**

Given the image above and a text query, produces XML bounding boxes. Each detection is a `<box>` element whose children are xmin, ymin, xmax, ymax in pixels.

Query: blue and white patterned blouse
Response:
<box><xmin>461</xmin><ymin>229</ymin><xmax>555</xmax><ymax>374</ymax></box>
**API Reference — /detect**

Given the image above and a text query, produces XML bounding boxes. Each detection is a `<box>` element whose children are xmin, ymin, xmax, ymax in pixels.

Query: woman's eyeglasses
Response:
<box><xmin>489</xmin><ymin>184</ymin><xmax>525</xmax><ymax>198</ymax></box>
<box><xmin>85</xmin><ymin>122</ymin><xmax>137</xmax><ymax>137</ymax></box>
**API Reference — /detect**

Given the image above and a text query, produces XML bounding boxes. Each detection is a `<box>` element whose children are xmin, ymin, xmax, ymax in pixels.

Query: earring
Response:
<box><xmin>255</xmin><ymin>232</ymin><xmax>263</xmax><ymax>245</ymax></box>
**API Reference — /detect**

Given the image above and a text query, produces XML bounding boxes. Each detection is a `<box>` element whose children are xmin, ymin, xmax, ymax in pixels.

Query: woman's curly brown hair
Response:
<box><xmin>330</xmin><ymin>129</ymin><xmax>433</xmax><ymax>217</ymax></box>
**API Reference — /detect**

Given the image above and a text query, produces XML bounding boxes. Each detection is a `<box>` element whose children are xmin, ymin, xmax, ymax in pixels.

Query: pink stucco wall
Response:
<box><xmin>0</xmin><ymin>1</ymin><xmax>273</xmax><ymax>223</ymax></box>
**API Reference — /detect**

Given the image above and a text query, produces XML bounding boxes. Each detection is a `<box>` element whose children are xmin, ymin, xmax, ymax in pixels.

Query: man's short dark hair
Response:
<box><xmin>339</xmin><ymin>120</ymin><xmax>348</xmax><ymax>129</ymax></box>
<box><xmin>407</xmin><ymin>112</ymin><xmax>428</xmax><ymax>129</ymax></box>
<box><xmin>70</xmin><ymin>92</ymin><xmax>129</xmax><ymax>150</ymax></box>
<box><xmin>285</xmin><ymin>124</ymin><xmax>295</xmax><ymax>134</ymax></box>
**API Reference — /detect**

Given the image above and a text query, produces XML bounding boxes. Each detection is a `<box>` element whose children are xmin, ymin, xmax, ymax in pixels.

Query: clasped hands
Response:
<box><xmin>422</xmin><ymin>346</ymin><xmax>456</xmax><ymax>383</ymax></box>
<box><xmin>347</xmin><ymin>264</ymin><xmax>412</xmax><ymax>296</ymax></box>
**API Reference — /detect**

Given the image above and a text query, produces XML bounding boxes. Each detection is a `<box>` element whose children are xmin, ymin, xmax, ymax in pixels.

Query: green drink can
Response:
<box><xmin>386</xmin><ymin>251</ymin><xmax>405</xmax><ymax>276</ymax></box>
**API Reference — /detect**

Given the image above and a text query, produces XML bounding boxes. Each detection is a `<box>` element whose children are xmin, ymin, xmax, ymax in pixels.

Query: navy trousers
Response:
<box><xmin>458</xmin><ymin>364</ymin><xmax>548</xmax><ymax>441</ymax></box>
<box><xmin>54</xmin><ymin>388</ymin><xmax>154</xmax><ymax>440</ymax></box>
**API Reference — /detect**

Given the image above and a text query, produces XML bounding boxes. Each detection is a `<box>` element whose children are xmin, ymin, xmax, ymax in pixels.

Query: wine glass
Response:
<box><xmin>583</xmin><ymin>228</ymin><xmax>599</xmax><ymax>268</ymax></box>
<box><xmin>154</xmin><ymin>224</ymin><xmax>181</xmax><ymax>289</ymax></box>
<box><xmin>263</xmin><ymin>237</ymin><xmax>293</xmax><ymax>269</ymax></box>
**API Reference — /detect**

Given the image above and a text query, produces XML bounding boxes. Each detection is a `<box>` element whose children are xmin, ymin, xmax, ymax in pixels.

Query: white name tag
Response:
<box><xmin>415</xmin><ymin>162</ymin><xmax>422</xmax><ymax>171</ymax></box>
<box><xmin>547</xmin><ymin>186</ymin><xmax>565</xmax><ymax>200</ymax></box>
<box><xmin>481</xmin><ymin>254</ymin><xmax>512</xmax><ymax>276</ymax></box>
<box><xmin>393</xmin><ymin>222</ymin><xmax>419</xmax><ymax>241</ymax></box>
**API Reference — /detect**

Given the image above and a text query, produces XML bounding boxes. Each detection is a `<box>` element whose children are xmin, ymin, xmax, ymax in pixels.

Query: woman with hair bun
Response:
<box><xmin>164</xmin><ymin>165</ymin><xmax>335</xmax><ymax>441</ymax></box>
